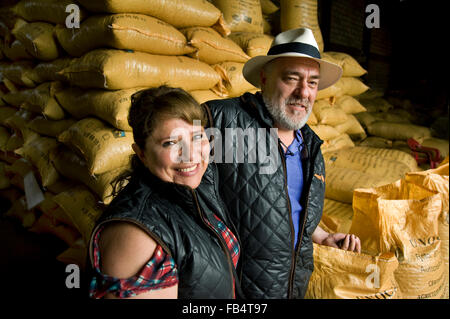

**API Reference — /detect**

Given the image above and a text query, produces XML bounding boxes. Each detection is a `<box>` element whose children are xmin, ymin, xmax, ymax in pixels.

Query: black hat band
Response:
<box><xmin>267</xmin><ymin>42</ymin><xmax>321</xmax><ymax>59</ymax></box>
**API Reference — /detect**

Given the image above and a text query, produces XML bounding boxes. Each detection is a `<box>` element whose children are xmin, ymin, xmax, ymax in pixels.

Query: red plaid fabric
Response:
<box><xmin>89</xmin><ymin>213</ymin><xmax>240</xmax><ymax>298</ymax></box>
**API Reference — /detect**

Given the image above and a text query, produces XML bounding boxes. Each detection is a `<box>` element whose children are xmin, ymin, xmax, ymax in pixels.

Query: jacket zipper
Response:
<box><xmin>278</xmin><ymin>142</ymin><xmax>296</xmax><ymax>299</ymax></box>
<box><xmin>191</xmin><ymin>189</ymin><xmax>236</xmax><ymax>298</ymax></box>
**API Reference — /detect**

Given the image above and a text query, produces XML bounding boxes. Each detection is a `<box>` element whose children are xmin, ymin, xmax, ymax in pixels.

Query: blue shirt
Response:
<box><xmin>283</xmin><ymin>131</ymin><xmax>304</xmax><ymax>248</ymax></box>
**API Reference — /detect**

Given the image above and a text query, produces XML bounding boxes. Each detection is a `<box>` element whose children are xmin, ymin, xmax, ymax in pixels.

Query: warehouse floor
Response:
<box><xmin>0</xmin><ymin>201</ymin><xmax>86</xmax><ymax>300</ymax></box>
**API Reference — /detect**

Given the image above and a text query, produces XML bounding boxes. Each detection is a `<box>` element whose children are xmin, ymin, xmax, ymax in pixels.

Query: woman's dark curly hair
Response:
<box><xmin>111</xmin><ymin>85</ymin><xmax>207</xmax><ymax>197</ymax></box>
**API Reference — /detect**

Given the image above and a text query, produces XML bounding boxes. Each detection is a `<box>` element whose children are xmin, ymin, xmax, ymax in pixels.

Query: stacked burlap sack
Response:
<box><xmin>307</xmin><ymin>160</ymin><xmax>449</xmax><ymax>299</ymax></box>
<box><xmin>353</xmin><ymin>91</ymin><xmax>449</xmax><ymax>163</ymax></box>
<box><xmin>0</xmin><ymin>0</ymin><xmax>264</xmax><ymax>270</ymax></box>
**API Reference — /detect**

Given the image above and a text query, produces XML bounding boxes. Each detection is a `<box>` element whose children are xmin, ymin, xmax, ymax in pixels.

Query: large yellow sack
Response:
<box><xmin>358</xmin><ymin>97</ymin><xmax>394</xmax><ymax>113</ymax></box>
<box><xmin>322</xmin><ymin>52</ymin><xmax>367</xmax><ymax>77</ymax></box>
<box><xmin>371</xmin><ymin>112</ymin><xmax>410</xmax><ymax>124</ymax></box>
<box><xmin>3</xmin><ymin>109</ymin><xmax>39</xmax><ymax>145</ymax></box>
<box><xmin>5</xmin><ymin>196</ymin><xmax>36</xmax><ymax>228</ymax></box>
<box><xmin>55</xmin><ymin>87</ymin><xmax>143</xmax><ymax>131</ymax></box>
<box><xmin>334</xmin><ymin>95</ymin><xmax>367</xmax><ymax>114</ymax></box>
<box><xmin>306</xmin><ymin>110</ymin><xmax>318</xmax><ymax>125</ymax></box>
<box><xmin>0</xmin><ymin>61</ymin><xmax>37</xmax><ymax>88</ymax></box>
<box><xmin>228</xmin><ymin>32</ymin><xmax>274</xmax><ymax>57</ymax></box>
<box><xmin>313</xmin><ymin>99</ymin><xmax>348</xmax><ymax>126</ymax></box>
<box><xmin>60</xmin><ymin>49</ymin><xmax>221</xmax><ymax>91</ymax></box>
<box><xmin>350</xmin><ymin>179</ymin><xmax>446</xmax><ymax>299</ymax></box>
<box><xmin>37</xmin><ymin>192</ymin><xmax>74</xmax><ymax>228</ymax></box>
<box><xmin>358</xmin><ymin>136</ymin><xmax>393</xmax><ymax>149</ymax></box>
<box><xmin>53</xmin><ymin>185</ymin><xmax>105</xmax><ymax>244</ymax></box>
<box><xmin>367</xmin><ymin>122</ymin><xmax>432</xmax><ymax>141</ymax></box>
<box><xmin>333</xmin><ymin>114</ymin><xmax>367</xmax><ymax>141</ymax></box>
<box><xmin>309</xmin><ymin>124</ymin><xmax>340</xmax><ymax>141</ymax></box>
<box><xmin>2</xmin><ymin>82</ymin><xmax>66</xmax><ymax>120</ymax></box>
<box><xmin>15</xmin><ymin>135</ymin><xmax>60</xmax><ymax>187</ymax></box>
<box><xmin>305</xmin><ymin>244</ymin><xmax>399</xmax><ymax>299</ymax></box>
<box><xmin>57</xmin><ymin>117</ymin><xmax>134</xmax><ymax>175</ymax></box>
<box><xmin>12</xmin><ymin>21</ymin><xmax>60</xmax><ymax>61</ymax></box>
<box><xmin>321</xmin><ymin>198</ymin><xmax>353</xmax><ymax>233</ymax></box>
<box><xmin>30</xmin><ymin>58</ymin><xmax>73</xmax><ymax>84</ymax></box>
<box><xmin>0</xmin><ymin>106</ymin><xmax>18</xmax><ymax>126</ymax></box>
<box><xmin>315</xmin><ymin>82</ymin><xmax>342</xmax><ymax>100</ymax></box>
<box><xmin>337</xmin><ymin>77</ymin><xmax>369</xmax><ymax>97</ymax></box>
<box><xmin>354</xmin><ymin>111</ymin><xmax>377</xmax><ymax>129</ymax></box>
<box><xmin>321</xmin><ymin>133</ymin><xmax>354</xmax><ymax>155</ymax></box>
<box><xmin>13</xmin><ymin>0</ymin><xmax>87</xmax><ymax>24</ymax></box>
<box><xmin>212</xmin><ymin>0</ymin><xmax>264</xmax><ymax>33</ymax></box>
<box><xmin>50</xmin><ymin>145</ymin><xmax>129</xmax><ymax>205</ymax></box>
<box><xmin>181</xmin><ymin>27</ymin><xmax>250</xmax><ymax>64</ymax></box>
<box><xmin>212</xmin><ymin>62</ymin><xmax>256</xmax><ymax>98</ymax></box>
<box><xmin>421</xmin><ymin>137</ymin><xmax>449</xmax><ymax>159</ymax></box>
<box><xmin>260</xmin><ymin>0</ymin><xmax>279</xmax><ymax>15</ymax></box>
<box><xmin>280</xmin><ymin>0</ymin><xmax>323</xmax><ymax>52</ymax></box>
<box><xmin>55</xmin><ymin>14</ymin><xmax>195</xmax><ymax>57</ymax></box>
<box><xmin>405</xmin><ymin>164</ymin><xmax>449</xmax><ymax>298</ymax></box>
<box><xmin>76</xmin><ymin>0</ymin><xmax>229</xmax><ymax>34</ymax></box>
<box><xmin>324</xmin><ymin>148</ymin><xmax>415</xmax><ymax>181</ymax></box>
<box><xmin>27</xmin><ymin>116</ymin><xmax>76</xmax><ymax>138</ymax></box>
<box><xmin>325</xmin><ymin>166</ymin><xmax>395</xmax><ymax>204</ymax></box>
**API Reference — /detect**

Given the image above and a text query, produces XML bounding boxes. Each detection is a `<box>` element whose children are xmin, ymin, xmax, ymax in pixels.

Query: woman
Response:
<box><xmin>88</xmin><ymin>86</ymin><xmax>241</xmax><ymax>299</ymax></box>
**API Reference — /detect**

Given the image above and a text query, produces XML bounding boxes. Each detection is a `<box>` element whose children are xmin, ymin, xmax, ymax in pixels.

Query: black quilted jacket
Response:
<box><xmin>204</xmin><ymin>92</ymin><xmax>326</xmax><ymax>298</ymax></box>
<box><xmin>88</xmin><ymin>164</ymin><xmax>240</xmax><ymax>299</ymax></box>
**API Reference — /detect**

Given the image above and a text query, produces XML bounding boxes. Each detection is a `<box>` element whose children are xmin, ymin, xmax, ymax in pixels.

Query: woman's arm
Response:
<box><xmin>99</xmin><ymin>222</ymin><xmax>178</xmax><ymax>299</ymax></box>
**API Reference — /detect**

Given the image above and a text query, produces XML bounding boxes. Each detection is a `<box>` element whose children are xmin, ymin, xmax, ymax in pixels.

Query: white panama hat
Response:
<box><xmin>243</xmin><ymin>27</ymin><xmax>343</xmax><ymax>90</ymax></box>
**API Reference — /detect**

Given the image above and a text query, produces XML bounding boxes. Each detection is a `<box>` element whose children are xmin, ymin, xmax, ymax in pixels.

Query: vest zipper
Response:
<box><xmin>191</xmin><ymin>189</ymin><xmax>236</xmax><ymax>298</ymax></box>
<box><xmin>278</xmin><ymin>142</ymin><xmax>296</xmax><ymax>299</ymax></box>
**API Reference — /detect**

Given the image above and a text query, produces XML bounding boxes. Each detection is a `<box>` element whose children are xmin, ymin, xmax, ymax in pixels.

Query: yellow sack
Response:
<box><xmin>280</xmin><ymin>0</ymin><xmax>324</xmax><ymax>52</ymax></box>
<box><xmin>321</xmin><ymin>198</ymin><xmax>353</xmax><ymax>233</ymax></box>
<box><xmin>55</xmin><ymin>87</ymin><xmax>143</xmax><ymax>131</ymax></box>
<box><xmin>37</xmin><ymin>192</ymin><xmax>74</xmax><ymax>228</ymax></box>
<box><xmin>3</xmin><ymin>82</ymin><xmax>66</xmax><ymax>120</ymax></box>
<box><xmin>321</xmin><ymin>133</ymin><xmax>354</xmax><ymax>155</ymax></box>
<box><xmin>306</xmin><ymin>110</ymin><xmax>318</xmax><ymax>125</ymax></box>
<box><xmin>30</xmin><ymin>58</ymin><xmax>73</xmax><ymax>84</ymax></box>
<box><xmin>260</xmin><ymin>0</ymin><xmax>279</xmax><ymax>15</ymax></box>
<box><xmin>358</xmin><ymin>97</ymin><xmax>394</xmax><ymax>113</ymax></box>
<box><xmin>313</xmin><ymin>99</ymin><xmax>348</xmax><ymax>126</ymax></box>
<box><xmin>189</xmin><ymin>90</ymin><xmax>224</xmax><ymax>104</ymax></box>
<box><xmin>182</xmin><ymin>27</ymin><xmax>250</xmax><ymax>64</ymax></box>
<box><xmin>76</xmin><ymin>0</ymin><xmax>229</xmax><ymax>33</ymax></box>
<box><xmin>212</xmin><ymin>62</ymin><xmax>256</xmax><ymax>98</ymax></box>
<box><xmin>324</xmin><ymin>148</ymin><xmax>415</xmax><ymax>182</ymax></box>
<box><xmin>55</xmin><ymin>14</ymin><xmax>195</xmax><ymax>57</ymax></box>
<box><xmin>309</xmin><ymin>124</ymin><xmax>340</xmax><ymax>141</ymax></box>
<box><xmin>0</xmin><ymin>106</ymin><xmax>19</xmax><ymax>126</ymax></box>
<box><xmin>421</xmin><ymin>138</ymin><xmax>449</xmax><ymax>159</ymax></box>
<box><xmin>13</xmin><ymin>0</ymin><xmax>87</xmax><ymax>25</ymax></box>
<box><xmin>349</xmin><ymin>146</ymin><xmax>419</xmax><ymax>172</ymax></box>
<box><xmin>316</xmin><ymin>82</ymin><xmax>342</xmax><ymax>100</ymax></box>
<box><xmin>336</xmin><ymin>77</ymin><xmax>369</xmax><ymax>97</ymax></box>
<box><xmin>12</xmin><ymin>21</ymin><xmax>59</xmax><ymax>61</ymax></box>
<box><xmin>358</xmin><ymin>136</ymin><xmax>393</xmax><ymax>149</ymax></box>
<box><xmin>334</xmin><ymin>95</ymin><xmax>367</xmax><ymax>114</ymax></box>
<box><xmin>371</xmin><ymin>112</ymin><xmax>411</xmax><ymax>124</ymax></box>
<box><xmin>322</xmin><ymin>52</ymin><xmax>367</xmax><ymax>77</ymax></box>
<box><xmin>367</xmin><ymin>122</ymin><xmax>432</xmax><ymax>141</ymax></box>
<box><xmin>325</xmin><ymin>166</ymin><xmax>394</xmax><ymax>204</ymax></box>
<box><xmin>30</xmin><ymin>213</ymin><xmax>81</xmax><ymax>246</ymax></box>
<box><xmin>50</xmin><ymin>145</ymin><xmax>129</xmax><ymax>204</ymax></box>
<box><xmin>212</xmin><ymin>0</ymin><xmax>264</xmax><ymax>34</ymax></box>
<box><xmin>0</xmin><ymin>61</ymin><xmax>37</xmax><ymax>88</ymax></box>
<box><xmin>3</xmin><ymin>109</ymin><xmax>38</xmax><ymax>145</ymax></box>
<box><xmin>354</xmin><ymin>111</ymin><xmax>377</xmax><ymax>129</ymax></box>
<box><xmin>57</xmin><ymin>117</ymin><xmax>134</xmax><ymax>175</ymax></box>
<box><xmin>27</xmin><ymin>116</ymin><xmax>76</xmax><ymax>138</ymax></box>
<box><xmin>53</xmin><ymin>185</ymin><xmax>105</xmax><ymax>244</ymax></box>
<box><xmin>60</xmin><ymin>49</ymin><xmax>221</xmax><ymax>91</ymax></box>
<box><xmin>15</xmin><ymin>135</ymin><xmax>60</xmax><ymax>187</ymax></box>
<box><xmin>350</xmin><ymin>179</ymin><xmax>446</xmax><ymax>299</ymax></box>
<box><xmin>305</xmin><ymin>244</ymin><xmax>399</xmax><ymax>299</ymax></box>
<box><xmin>228</xmin><ymin>32</ymin><xmax>274</xmax><ymax>57</ymax></box>
<box><xmin>405</xmin><ymin>164</ymin><xmax>449</xmax><ymax>298</ymax></box>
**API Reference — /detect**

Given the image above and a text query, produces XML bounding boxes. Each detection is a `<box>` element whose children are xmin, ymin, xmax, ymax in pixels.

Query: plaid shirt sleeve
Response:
<box><xmin>89</xmin><ymin>226</ymin><xmax>178</xmax><ymax>299</ymax></box>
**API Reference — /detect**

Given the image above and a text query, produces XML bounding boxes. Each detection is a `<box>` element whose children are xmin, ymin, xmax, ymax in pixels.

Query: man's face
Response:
<box><xmin>260</xmin><ymin>57</ymin><xmax>320</xmax><ymax>131</ymax></box>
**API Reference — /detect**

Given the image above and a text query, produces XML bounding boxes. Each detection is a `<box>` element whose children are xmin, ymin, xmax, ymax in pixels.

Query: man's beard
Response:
<box><xmin>262</xmin><ymin>94</ymin><xmax>312</xmax><ymax>131</ymax></box>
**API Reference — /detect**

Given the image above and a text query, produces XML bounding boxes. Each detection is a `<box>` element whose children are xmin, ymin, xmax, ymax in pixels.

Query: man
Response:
<box><xmin>203</xmin><ymin>28</ymin><xmax>361</xmax><ymax>299</ymax></box>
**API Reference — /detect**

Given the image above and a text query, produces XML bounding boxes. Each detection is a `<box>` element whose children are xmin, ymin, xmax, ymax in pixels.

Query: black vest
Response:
<box><xmin>204</xmin><ymin>92</ymin><xmax>325</xmax><ymax>298</ymax></box>
<box><xmin>88</xmin><ymin>164</ymin><xmax>241</xmax><ymax>299</ymax></box>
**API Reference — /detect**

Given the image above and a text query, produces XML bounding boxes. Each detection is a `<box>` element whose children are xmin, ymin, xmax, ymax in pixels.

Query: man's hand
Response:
<box><xmin>312</xmin><ymin>225</ymin><xmax>361</xmax><ymax>253</ymax></box>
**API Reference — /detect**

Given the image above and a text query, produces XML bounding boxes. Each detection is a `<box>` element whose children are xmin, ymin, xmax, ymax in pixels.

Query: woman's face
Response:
<box><xmin>133</xmin><ymin>118</ymin><xmax>210</xmax><ymax>189</ymax></box>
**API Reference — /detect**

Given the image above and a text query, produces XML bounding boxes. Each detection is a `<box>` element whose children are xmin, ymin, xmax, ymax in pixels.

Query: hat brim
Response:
<box><xmin>243</xmin><ymin>53</ymin><xmax>343</xmax><ymax>91</ymax></box>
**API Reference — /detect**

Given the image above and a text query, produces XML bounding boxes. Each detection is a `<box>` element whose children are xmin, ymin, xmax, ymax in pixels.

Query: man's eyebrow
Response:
<box><xmin>284</xmin><ymin>71</ymin><xmax>320</xmax><ymax>79</ymax></box>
